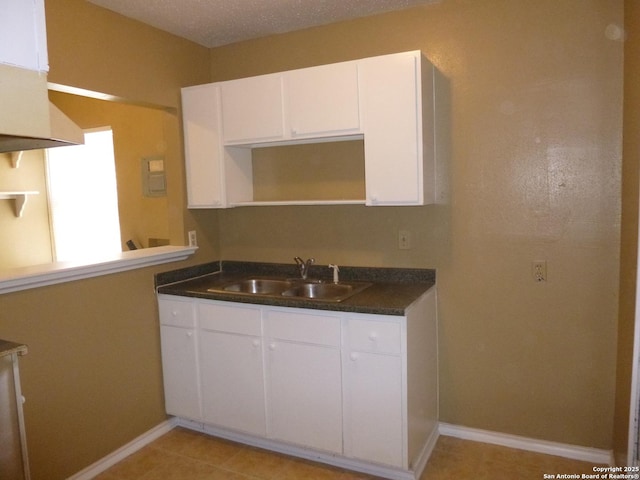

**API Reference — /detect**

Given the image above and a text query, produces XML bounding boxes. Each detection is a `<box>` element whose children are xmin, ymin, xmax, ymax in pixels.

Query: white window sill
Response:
<box><xmin>0</xmin><ymin>245</ymin><xmax>198</xmax><ymax>295</ymax></box>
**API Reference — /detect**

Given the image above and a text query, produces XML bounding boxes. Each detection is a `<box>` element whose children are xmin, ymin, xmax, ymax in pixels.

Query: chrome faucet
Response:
<box><xmin>294</xmin><ymin>256</ymin><xmax>315</xmax><ymax>279</ymax></box>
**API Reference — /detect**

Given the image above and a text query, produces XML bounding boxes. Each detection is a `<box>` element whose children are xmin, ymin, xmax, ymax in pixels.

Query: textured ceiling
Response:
<box><xmin>87</xmin><ymin>0</ymin><xmax>440</xmax><ymax>48</ymax></box>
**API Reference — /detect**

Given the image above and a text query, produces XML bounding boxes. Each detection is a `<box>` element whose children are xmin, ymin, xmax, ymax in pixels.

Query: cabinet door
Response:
<box><xmin>159</xmin><ymin>325</ymin><xmax>201</xmax><ymax>420</ymax></box>
<box><xmin>359</xmin><ymin>52</ymin><xmax>424</xmax><ymax>205</ymax></box>
<box><xmin>0</xmin><ymin>0</ymin><xmax>48</xmax><ymax>71</ymax></box>
<box><xmin>221</xmin><ymin>74</ymin><xmax>284</xmax><ymax>144</ymax></box>
<box><xmin>343</xmin><ymin>351</ymin><xmax>404</xmax><ymax>467</ymax></box>
<box><xmin>199</xmin><ymin>330</ymin><xmax>266</xmax><ymax>436</ymax></box>
<box><xmin>182</xmin><ymin>84</ymin><xmax>225</xmax><ymax>208</ymax></box>
<box><xmin>267</xmin><ymin>341</ymin><xmax>342</xmax><ymax>453</ymax></box>
<box><xmin>286</xmin><ymin>62</ymin><xmax>360</xmax><ymax>138</ymax></box>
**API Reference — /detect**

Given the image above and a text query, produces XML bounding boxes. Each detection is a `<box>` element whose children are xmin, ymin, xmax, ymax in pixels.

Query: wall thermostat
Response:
<box><xmin>141</xmin><ymin>156</ymin><xmax>166</xmax><ymax>197</ymax></box>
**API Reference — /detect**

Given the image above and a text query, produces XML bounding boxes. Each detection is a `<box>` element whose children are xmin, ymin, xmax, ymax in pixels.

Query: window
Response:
<box><xmin>45</xmin><ymin>128</ymin><xmax>122</xmax><ymax>262</ymax></box>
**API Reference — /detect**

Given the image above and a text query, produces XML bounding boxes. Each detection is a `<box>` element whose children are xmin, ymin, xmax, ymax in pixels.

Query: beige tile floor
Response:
<box><xmin>95</xmin><ymin>427</ymin><xmax>603</xmax><ymax>480</ymax></box>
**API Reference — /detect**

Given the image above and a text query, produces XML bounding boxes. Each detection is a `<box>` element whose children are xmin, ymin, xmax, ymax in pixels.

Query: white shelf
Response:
<box><xmin>229</xmin><ymin>199</ymin><xmax>365</xmax><ymax>207</ymax></box>
<box><xmin>0</xmin><ymin>191</ymin><xmax>39</xmax><ymax>217</ymax></box>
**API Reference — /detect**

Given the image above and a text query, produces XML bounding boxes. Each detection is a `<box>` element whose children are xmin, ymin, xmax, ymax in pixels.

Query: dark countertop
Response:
<box><xmin>0</xmin><ymin>339</ymin><xmax>27</xmax><ymax>358</ymax></box>
<box><xmin>156</xmin><ymin>261</ymin><xmax>436</xmax><ymax>316</ymax></box>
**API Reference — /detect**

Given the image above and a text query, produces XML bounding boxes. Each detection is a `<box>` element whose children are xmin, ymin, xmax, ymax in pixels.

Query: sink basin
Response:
<box><xmin>210</xmin><ymin>278</ymin><xmax>293</xmax><ymax>295</ymax></box>
<box><xmin>282</xmin><ymin>281</ymin><xmax>371</xmax><ymax>302</ymax></box>
<box><xmin>208</xmin><ymin>277</ymin><xmax>371</xmax><ymax>302</ymax></box>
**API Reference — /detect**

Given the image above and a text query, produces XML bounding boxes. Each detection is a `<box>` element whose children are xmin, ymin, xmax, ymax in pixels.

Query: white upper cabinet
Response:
<box><xmin>0</xmin><ymin>0</ymin><xmax>48</xmax><ymax>72</ymax></box>
<box><xmin>220</xmin><ymin>62</ymin><xmax>360</xmax><ymax>145</ymax></box>
<box><xmin>359</xmin><ymin>51</ymin><xmax>436</xmax><ymax>206</ymax></box>
<box><xmin>221</xmin><ymin>74</ymin><xmax>285</xmax><ymax>144</ymax></box>
<box><xmin>285</xmin><ymin>61</ymin><xmax>360</xmax><ymax>139</ymax></box>
<box><xmin>181</xmin><ymin>50</ymin><xmax>441</xmax><ymax>208</ymax></box>
<box><xmin>182</xmin><ymin>84</ymin><xmax>225</xmax><ymax>208</ymax></box>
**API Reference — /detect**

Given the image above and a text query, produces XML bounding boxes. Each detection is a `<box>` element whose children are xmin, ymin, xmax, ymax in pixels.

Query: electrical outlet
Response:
<box><xmin>399</xmin><ymin>230</ymin><xmax>411</xmax><ymax>250</ymax></box>
<box><xmin>188</xmin><ymin>230</ymin><xmax>197</xmax><ymax>247</ymax></box>
<box><xmin>532</xmin><ymin>260</ymin><xmax>547</xmax><ymax>282</ymax></box>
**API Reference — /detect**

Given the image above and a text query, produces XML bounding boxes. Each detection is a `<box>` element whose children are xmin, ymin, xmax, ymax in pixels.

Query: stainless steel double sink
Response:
<box><xmin>207</xmin><ymin>277</ymin><xmax>371</xmax><ymax>302</ymax></box>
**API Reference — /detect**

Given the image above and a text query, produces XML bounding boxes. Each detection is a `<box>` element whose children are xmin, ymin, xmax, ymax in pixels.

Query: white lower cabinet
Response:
<box><xmin>265</xmin><ymin>310</ymin><xmax>342</xmax><ymax>453</ymax></box>
<box><xmin>198</xmin><ymin>302</ymin><xmax>266</xmax><ymax>436</ymax></box>
<box><xmin>343</xmin><ymin>319</ymin><xmax>405</xmax><ymax>467</ymax></box>
<box><xmin>157</xmin><ymin>289</ymin><xmax>437</xmax><ymax>479</ymax></box>
<box><xmin>158</xmin><ymin>297</ymin><xmax>201</xmax><ymax>420</ymax></box>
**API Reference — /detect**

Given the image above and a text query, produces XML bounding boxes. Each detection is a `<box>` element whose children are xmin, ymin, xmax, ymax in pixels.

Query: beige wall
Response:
<box><xmin>44</xmin><ymin>0</ymin><xmax>211</xmax><ymax>109</ymax></box>
<box><xmin>209</xmin><ymin>0</ymin><xmax>623</xmax><ymax>449</ymax></box>
<box><xmin>1</xmin><ymin>267</ymin><xmax>170</xmax><ymax>479</ymax></box>
<box><xmin>0</xmin><ymin>0</ymin><xmax>212</xmax><ymax>478</ymax></box>
<box><xmin>613</xmin><ymin>0</ymin><xmax>640</xmax><ymax>464</ymax></box>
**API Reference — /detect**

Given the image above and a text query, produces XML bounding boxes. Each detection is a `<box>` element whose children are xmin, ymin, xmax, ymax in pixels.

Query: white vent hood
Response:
<box><xmin>0</xmin><ymin>64</ymin><xmax>84</xmax><ymax>153</ymax></box>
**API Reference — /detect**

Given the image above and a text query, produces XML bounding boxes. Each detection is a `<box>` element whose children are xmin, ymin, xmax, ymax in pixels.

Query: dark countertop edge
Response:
<box><xmin>156</xmin><ymin>260</ymin><xmax>435</xmax><ymax>286</ymax></box>
<box><xmin>0</xmin><ymin>339</ymin><xmax>28</xmax><ymax>358</ymax></box>
<box><xmin>156</xmin><ymin>288</ymin><xmax>415</xmax><ymax>316</ymax></box>
<box><xmin>155</xmin><ymin>261</ymin><xmax>436</xmax><ymax>316</ymax></box>
<box><xmin>155</xmin><ymin>261</ymin><xmax>222</xmax><ymax>287</ymax></box>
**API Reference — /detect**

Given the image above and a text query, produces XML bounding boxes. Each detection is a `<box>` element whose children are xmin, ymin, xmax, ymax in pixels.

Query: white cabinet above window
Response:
<box><xmin>0</xmin><ymin>0</ymin><xmax>48</xmax><ymax>72</ymax></box>
<box><xmin>181</xmin><ymin>51</ymin><xmax>444</xmax><ymax>208</ymax></box>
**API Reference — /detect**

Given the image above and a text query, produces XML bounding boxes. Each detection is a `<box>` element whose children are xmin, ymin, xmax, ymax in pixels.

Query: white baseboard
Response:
<box><xmin>177</xmin><ymin>418</ymin><xmax>429</xmax><ymax>480</ymax></box>
<box><xmin>66</xmin><ymin>418</ymin><xmax>178</xmax><ymax>480</ymax></box>
<box><xmin>66</xmin><ymin>418</ymin><xmax>614</xmax><ymax>480</ymax></box>
<box><xmin>439</xmin><ymin>422</ymin><xmax>614</xmax><ymax>466</ymax></box>
<box><xmin>411</xmin><ymin>425</ymin><xmax>440</xmax><ymax>479</ymax></box>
